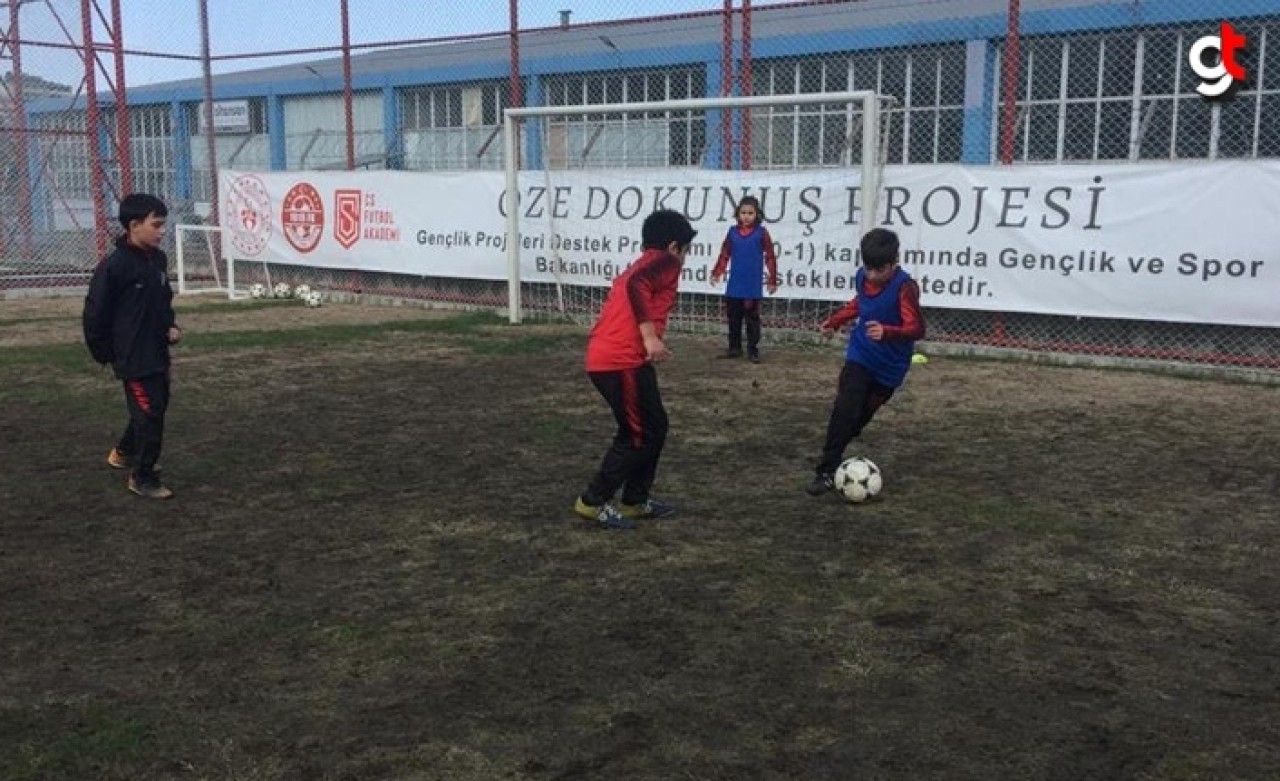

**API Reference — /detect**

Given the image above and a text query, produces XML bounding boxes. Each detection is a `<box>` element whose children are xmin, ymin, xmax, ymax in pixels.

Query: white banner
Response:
<box><xmin>221</xmin><ymin>161</ymin><xmax>1280</xmax><ymax>328</ymax></box>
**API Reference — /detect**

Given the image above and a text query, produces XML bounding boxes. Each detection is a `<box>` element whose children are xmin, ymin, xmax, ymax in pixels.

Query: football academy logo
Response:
<box><xmin>281</xmin><ymin>182</ymin><xmax>325</xmax><ymax>253</ymax></box>
<box><xmin>225</xmin><ymin>174</ymin><xmax>272</xmax><ymax>257</ymax></box>
<box><xmin>334</xmin><ymin>189</ymin><xmax>362</xmax><ymax>249</ymax></box>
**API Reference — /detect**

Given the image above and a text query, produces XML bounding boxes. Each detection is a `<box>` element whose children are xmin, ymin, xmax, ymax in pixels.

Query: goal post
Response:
<box><xmin>174</xmin><ymin>223</ymin><xmax>283</xmax><ymax>300</ymax></box>
<box><xmin>174</xmin><ymin>224</ymin><xmax>238</xmax><ymax>298</ymax></box>
<box><xmin>502</xmin><ymin>90</ymin><xmax>887</xmax><ymax>325</ymax></box>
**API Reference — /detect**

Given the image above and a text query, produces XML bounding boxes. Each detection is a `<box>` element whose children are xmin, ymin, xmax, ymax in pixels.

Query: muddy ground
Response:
<box><xmin>2</xmin><ymin>295</ymin><xmax>1277</xmax><ymax>780</ymax></box>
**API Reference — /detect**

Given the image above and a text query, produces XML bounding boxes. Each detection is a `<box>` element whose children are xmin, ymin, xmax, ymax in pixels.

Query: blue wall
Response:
<box><xmin>21</xmin><ymin>0</ymin><xmax>1279</xmax><ymax>198</ymax></box>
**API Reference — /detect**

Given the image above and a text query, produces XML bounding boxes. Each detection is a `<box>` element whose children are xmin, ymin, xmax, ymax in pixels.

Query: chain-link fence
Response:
<box><xmin>3</xmin><ymin>1</ymin><xmax>1278</xmax><ymax>375</ymax></box>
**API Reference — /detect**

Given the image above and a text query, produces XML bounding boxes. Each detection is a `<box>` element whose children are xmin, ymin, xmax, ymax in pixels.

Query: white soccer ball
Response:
<box><xmin>834</xmin><ymin>457</ymin><xmax>883</xmax><ymax>503</ymax></box>
<box><xmin>273</xmin><ymin>282</ymin><xmax>292</xmax><ymax>299</ymax></box>
<box><xmin>248</xmin><ymin>283</ymin><xmax>266</xmax><ymax>299</ymax></box>
<box><xmin>293</xmin><ymin>284</ymin><xmax>312</xmax><ymax>299</ymax></box>
<box><xmin>304</xmin><ymin>290</ymin><xmax>323</xmax><ymax>308</ymax></box>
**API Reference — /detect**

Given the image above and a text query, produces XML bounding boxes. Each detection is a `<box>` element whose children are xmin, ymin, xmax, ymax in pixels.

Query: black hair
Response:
<box><xmin>735</xmin><ymin>195</ymin><xmax>763</xmax><ymax>225</ymax></box>
<box><xmin>860</xmin><ymin>227</ymin><xmax>899</xmax><ymax>269</ymax></box>
<box><xmin>641</xmin><ymin>209</ymin><xmax>698</xmax><ymax>250</ymax></box>
<box><xmin>118</xmin><ymin>193</ymin><xmax>169</xmax><ymax>231</ymax></box>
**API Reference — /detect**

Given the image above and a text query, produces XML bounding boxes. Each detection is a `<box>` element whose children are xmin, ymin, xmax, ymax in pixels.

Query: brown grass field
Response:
<box><xmin>2</xmin><ymin>296</ymin><xmax>1278</xmax><ymax>781</ymax></box>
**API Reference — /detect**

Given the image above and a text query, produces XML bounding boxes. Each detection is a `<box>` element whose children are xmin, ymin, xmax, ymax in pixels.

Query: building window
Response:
<box><xmin>185</xmin><ymin>98</ymin><xmax>271</xmax><ymax>199</ymax></box>
<box><xmin>997</xmin><ymin>18</ymin><xmax>1279</xmax><ymax>162</ymax></box>
<box><xmin>542</xmin><ymin>66</ymin><xmax>706</xmax><ymax>168</ymax></box>
<box><xmin>128</xmin><ymin>105</ymin><xmax>175</xmax><ymax>201</ymax></box>
<box><xmin>34</xmin><ymin>113</ymin><xmax>93</xmax><ymax>205</ymax></box>
<box><xmin>750</xmin><ymin>46</ymin><xmax>966</xmax><ymax>168</ymax></box>
<box><xmin>401</xmin><ymin>82</ymin><xmax>508</xmax><ymax>171</ymax></box>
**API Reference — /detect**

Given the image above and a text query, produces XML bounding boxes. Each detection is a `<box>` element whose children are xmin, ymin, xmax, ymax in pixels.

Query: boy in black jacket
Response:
<box><xmin>83</xmin><ymin>193</ymin><xmax>181</xmax><ymax>499</ymax></box>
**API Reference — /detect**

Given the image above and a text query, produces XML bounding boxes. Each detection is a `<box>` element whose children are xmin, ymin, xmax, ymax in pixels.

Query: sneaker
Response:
<box><xmin>619</xmin><ymin>498</ymin><xmax>676</xmax><ymax>520</ymax></box>
<box><xmin>107</xmin><ymin>449</ymin><xmax>161</xmax><ymax>475</ymax></box>
<box><xmin>128</xmin><ymin>475</ymin><xmax>174</xmax><ymax>499</ymax></box>
<box><xmin>805</xmin><ymin>472</ymin><xmax>835</xmax><ymax>496</ymax></box>
<box><xmin>573</xmin><ymin>497</ymin><xmax>635</xmax><ymax>530</ymax></box>
<box><xmin>716</xmin><ymin>350</ymin><xmax>743</xmax><ymax>359</ymax></box>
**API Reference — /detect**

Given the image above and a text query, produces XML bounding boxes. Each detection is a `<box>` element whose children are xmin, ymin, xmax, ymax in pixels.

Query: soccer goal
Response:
<box><xmin>174</xmin><ymin>223</ymin><xmax>281</xmax><ymax>300</ymax></box>
<box><xmin>174</xmin><ymin>224</ymin><xmax>237</xmax><ymax>297</ymax></box>
<box><xmin>502</xmin><ymin>91</ymin><xmax>891</xmax><ymax>327</ymax></box>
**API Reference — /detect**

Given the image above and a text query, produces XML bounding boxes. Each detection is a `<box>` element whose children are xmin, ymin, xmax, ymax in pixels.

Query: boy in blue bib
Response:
<box><xmin>806</xmin><ymin>228</ymin><xmax>926</xmax><ymax>495</ymax></box>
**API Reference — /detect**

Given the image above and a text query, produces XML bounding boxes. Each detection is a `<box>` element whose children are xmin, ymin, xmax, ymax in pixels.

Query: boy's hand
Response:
<box><xmin>766</xmin><ymin>283</ymin><xmax>778</xmax><ymax>295</ymax></box>
<box><xmin>167</xmin><ymin>326</ymin><xmax>182</xmax><ymax>345</ymax></box>
<box><xmin>819</xmin><ymin>324</ymin><xmax>836</xmax><ymax>340</ymax></box>
<box><xmin>865</xmin><ymin>321</ymin><xmax>884</xmax><ymax>341</ymax></box>
<box><xmin>709</xmin><ymin>272</ymin><xmax>722</xmax><ymax>285</ymax></box>
<box><xmin>643</xmin><ymin>334</ymin><xmax>671</xmax><ymax>363</ymax></box>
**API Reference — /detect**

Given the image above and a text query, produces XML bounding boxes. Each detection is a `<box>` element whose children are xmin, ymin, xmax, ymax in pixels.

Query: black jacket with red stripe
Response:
<box><xmin>82</xmin><ymin>238</ymin><xmax>176</xmax><ymax>380</ymax></box>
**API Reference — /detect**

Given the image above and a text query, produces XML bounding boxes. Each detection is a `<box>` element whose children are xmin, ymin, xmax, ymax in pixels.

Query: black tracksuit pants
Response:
<box><xmin>583</xmin><ymin>364</ymin><xmax>668</xmax><ymax>507</ymax></box>
<box><xmin>118</xmin><ymin>372</ymin><xmax>169</xmax><ymax>482</ymax></box>
<box><xmin>817</xmin><ymin>361</ymin><xmax>895</xmax><ymax>475</ymax></box>
<box><xmin>725</xmin><ymin>296</ymin><xmax>761</xmax><ymax>354</ymax></box>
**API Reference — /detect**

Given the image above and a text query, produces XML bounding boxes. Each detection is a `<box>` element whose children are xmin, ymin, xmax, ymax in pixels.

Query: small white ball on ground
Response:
<box><xmin>834</xmin><ymin>457</ymin><xmax>883</xmax><ymax>503</ymax></box>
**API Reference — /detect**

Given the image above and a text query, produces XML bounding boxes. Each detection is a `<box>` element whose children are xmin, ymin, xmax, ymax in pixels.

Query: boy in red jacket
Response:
<box><xmin>574</xmin><ymin>209</ymin><xmax>698</xmax><ymax>529</ymax></box>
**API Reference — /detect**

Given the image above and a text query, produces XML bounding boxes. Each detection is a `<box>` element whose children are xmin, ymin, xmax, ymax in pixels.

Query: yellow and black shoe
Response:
<box><xmin>573</xmin><ymin>497</ymin><xmax>635</xmax><ymax>530</ymax></box>
<box><xmin>107</xmin><ymin>449</ymin><xmax>161</xmax><ymax>475</ymax></box>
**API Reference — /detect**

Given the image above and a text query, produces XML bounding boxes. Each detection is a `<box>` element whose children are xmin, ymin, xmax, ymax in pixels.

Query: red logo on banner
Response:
<box><xmin>282</xmin><ymin>182</ymin><xmax>325</xmax><ymax>253</ymax></box>
<box><xmin>334</xmin><ymin>189</ymin><xmax>362</xmax><ymax>249</ymax></box>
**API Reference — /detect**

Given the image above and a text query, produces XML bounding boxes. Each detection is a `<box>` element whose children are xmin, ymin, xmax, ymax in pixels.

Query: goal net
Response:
<box><xmin>173</xmin><ymin>224</ymin><xmax>281</xmax><ymax>299</ymax></box>
<box><xmin>503</xmin><ymin>91</ymin><xmax>892</xmax><ymax>335</ymax></box>
<box><xmin>174</xmin><ymin>224</ymin><xmax>238</xmax><ymax>297</ymax></box>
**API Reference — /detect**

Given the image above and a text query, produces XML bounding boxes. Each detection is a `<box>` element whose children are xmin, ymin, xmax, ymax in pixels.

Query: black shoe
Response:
<box><xmin>717</xmin><ymin>350</ymin><xmax>743</xmax><ymax>359</ymax></box>
<box><xmin>748</xmin><ymin>350</ymin><xmax>760</xmax><ymax>363</ymax></box>
<box><xmin>619</xmin><ymin>497</ymin><xmax>676</xmax><ymax>520</ymax></box>
<box><xmin>805</xmin><ymin>472</ymin><xmax>835</xmax><ymax>496</ymax></box>
<box><xmin>128</xmin><ymin>475</ymin><xmax>174</xmax><ymax>499</ymax></box>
